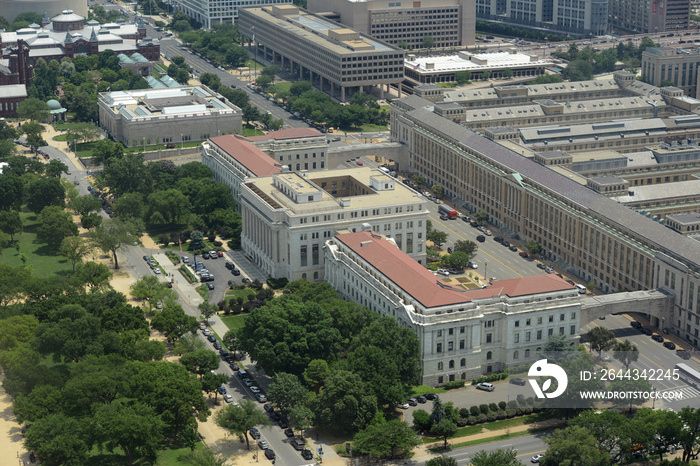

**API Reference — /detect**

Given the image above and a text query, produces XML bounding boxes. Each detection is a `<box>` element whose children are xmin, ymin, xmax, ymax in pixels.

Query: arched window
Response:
<box><xmin>460</xmin><ymin>358</ymin><xmax>466</xmax><ymax>367</ymax></box>
<box><xmin>438</xmin><ymin>362</ymin><xmax>443</xmax><ymax>371</ymax></box>
<box><xmin>449</xmin><ymin>360</ymin><xmax>454</xmax><ymax>369</ymax></box>
<box><xmin>302</xmin><ymin>273</ymin><xmax>307</xmax><ymax>280</ymax></box>
<box><xmin>486</xmin><ymin>351</ymin><xmax>492</xmax><ymax>360</ymax></box>
<box><xmin>313</xmin><ymin>271</ymin><xmax>318</xmax><ymax>280</ymax></box>
<box><xmin>536</xmin><ymin>347</ymin><xmax>542</xmax><ymax>352</ymax></box>
<box><xmin>514</xmin><ymin>350</ymin><xmax>519</xmax><ymax>360</ymax></box>
<box><xmin>525</xmin><ymin>349</ymin><xmax>531</xmax><ymax>358</ymax></box>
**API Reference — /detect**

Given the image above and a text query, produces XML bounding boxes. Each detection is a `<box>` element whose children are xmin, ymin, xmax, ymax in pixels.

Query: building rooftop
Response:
<box><xmin>406</xmin><ymin>51</ymin><xmax>550</xmax><ymax>75</ymax></box>
<box><xmin>208</xmin><ymin>135</ymin><xmax>282</xmax><ymax>177</ymax></box>
<box><xmin>334</xmin><ymin>231</ymin><xmax>574</xmax><ymax>309</ymax></box>
<box><xmin>0</xmin><ymin>84</ymin><xmax>27</xmax><ymax>98</ymax></box>
<box><xmin>399</xmin><ymin>97</ymin><xmax>700</xmax><ymax>267</ymax></box>
<box><xmin>244</xmin><ymin>127</ymin><xmax>324</xmax><ymax>141</ymax></box>
<box><xmin>248</xmin><ymin>166</ymin><xmax>423</xmax><ymax>213</ymax></box>
<box><xmin>612</xmin><ymin>179</ymin><xmax>700</xmax><ymax>203</ymax></box>
<box><xmin>444</xmin><ymin>78</ymin><xmax>620</xmax><ymax>103</ymax></box>
<box><xmin>666</xmin><ymin>212</ymin><xmax>700</xmax><ymax>225</ymax></box>
<box><xmin>242</xmin><ymin>5</ymin><xmax>400</xmax><ymax>56</ymax></box>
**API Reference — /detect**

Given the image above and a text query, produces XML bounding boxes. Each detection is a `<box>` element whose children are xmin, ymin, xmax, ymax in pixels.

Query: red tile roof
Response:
<box><xmin>334</xmin><ymin>231</ymin><xmax>574</xmax><ymax>309</ymax></box>
<box><xmin>244</xmin><ymin>127</ymin><xmax>323</xmax><ymax>142</ymax></box>
<box><xmin>209</xmin><ymin>135</ymin><xmax>281</xmax><ymax>177</ymax></box>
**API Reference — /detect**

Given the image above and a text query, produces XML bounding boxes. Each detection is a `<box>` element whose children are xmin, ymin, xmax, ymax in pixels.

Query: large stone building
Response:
<box><xmin>170</xmin><ymin>0</ymin><xmax>291</xmax><ymax>29</ymax></box>
<box><xmin>98</xmin><ymin>86</ymin><xmax>242</xmax><ymax>148</ymax></box>
<box><xmin>240</xmin><ymin>167</ymin><xmax>428</xmax><ymax>281</ymax></box>
<box><xmin>238</xmin><ymin>5</ymin><xmax>404</xmax><ymax>101</ymax></box>
<box><xmin>610</xmin><ymin>0</ymin><xmax>690</xmax><ymax>33</ymax></box>
<box><xmin>0</xmin><ymin>11</ymin><xmax>159</xmax><ymax>66</ymax></box>
<box><xmin>475</xmin><ymin>0</ymin><xmax>608</xmax><ymax>37</ymax></box>
<box><xmin>390</xmin><ymin>94</ymin><xmax>700</xmax><ymax>348</ymax></box>
<box><xmin>307</xmin><ymin>0</ymin><xmax>475</xmax><ymax>49</ymax></box>
<box><xmin>642</xmin><ymin>47</ymin><xmax>700</xmax><ymax>99</ymax></box>
<box><xmin>325</xmin><ymin>231</ymin><xmax>581</xmax><ymax>385</ymax></box>
<box><xmin>242</xmin><ymin>128</ymin><xmax>329</xmax><ymax>171</ymax></box>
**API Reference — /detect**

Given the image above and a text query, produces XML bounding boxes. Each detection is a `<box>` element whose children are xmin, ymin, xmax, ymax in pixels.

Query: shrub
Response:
<box><xmin>158</xmin><ymin>234</ymin><xmax>169</xmax><ymax>245</ymax></box>
<box><xmin>486</xmin><ymin>412</ymin><xmax>497</xmax><ymax>421</ymax></box>
<box><xmin>213</xmin><ymin>240</ymin><xmax>222</xmax><ymax>247</ymax></box>
<box><xmin>412</xmin><ymin>409</ymin><xmax>432</xmax><ymax>431</ymax></box>
<box><xmin>457</xmin><ymin>417</ymin><xmax>469</xmax><ymax>427</ymax></box>
<box><xmin>466</xmin><ymin>416</ymin><xmax>477</xmax><ymax>425</ymax></box>
<box><xmin>208</xmin><ymin>234</ymin><xmax>216</xmax><ymax>242</ymax></box>
<box><xmin>507</xmin><ymin>400</ymin><xmax>518</xmax><ymax>409</ymax></box>
<box><xmin>496</xmin><ymin>410</ymin><xmax>506</xmax><ymax>420</ymax></box>
<box><xmin>459</xmin><ymin>408</ymin><xmax>470</xmax><ymax>419</ymax></box>
<box><xmin>479</xmin><ymin>404</ymin><xmax>489</xmax><ymax>415</ymax></box>
<box><xmin>505</xmin><ymin>408</ymin><xmax>517</xmax><ymax>418</ymax></box>
<box><xmin>444</xmin><ymin>380</ymin><xmax>466</xmax><ymax>390</ymax></box>
<box><xmin>267</xmin><ymin>277</ymin><xmax>289</xmax><ymax>289</ymax></box>
<box><xmin>498</xmin><ymin>401</ymin><xmax>507</xmax><ymax>411</ymax></box>
<box><xmin>182</xmin><ymin>230</ymin><xmax>192</xmax><ymax>240</ymax></box>
<box><xmin>470</xmin><ymin>406</ymin><xmax>480</xmax><ymax>417</ymax></box>
<box><xmin>488</xmin><ymin>403</ymin><xmax>498</xmax><ymax>412</ymax></box>
<box><xmin>472</xmin><ymin>371</ymin><xmax>508</xmax><ymax>385</ymax></box>
<box><xmin>476</xmin><ymin>413</ymin><xmax>487</xmax><ymax>423</ymax></box>
<box><xmin>508</xmin><ymin>364</ymin><xmax>531</xmax><ymax>375</ymax></box>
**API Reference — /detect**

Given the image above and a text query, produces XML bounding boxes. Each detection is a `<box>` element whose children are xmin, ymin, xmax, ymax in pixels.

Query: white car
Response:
<box><xmin>437</xmin><ymin>268</ymin><xmax>450</xmax><ymax>276</ymax></box>
<box><xmin>244</xmin><ymin>379</ymin><xmax>253</xmax><ymax>387</ymax></box>
<box><xmin>469</xmin><ymin>261</ymin><xmax>478</xmax><ymax>269</ymax></box>
<box><xmin>398</xmin><ymin>402</ymin><xmax>410</xmax><ymax>409</ymax></box>
<box><xmin>224</xmin><ymin>394</ymin><xmax>234</xmax><ymax>403</ymax></box>
<box><xmin>154</xmin><ymin>268</ymin><xmax>161</xmax><ymax>274</ymax></box>
<box><xmin>250</xmin><ymin>386</ymin><xmax>261</xmax><ymax>393</ymax></box>
<box><xmin>531</xmin><ymin>454</ymin><xmax>544</xmax><ymax>463</ymax></box>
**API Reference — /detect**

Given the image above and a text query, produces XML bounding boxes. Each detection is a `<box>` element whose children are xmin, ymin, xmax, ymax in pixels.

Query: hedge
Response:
<box><xmin>179</xmin><ymin>264</ymin><xmax>196</xmax><ymax>283</ymax></box>
<box><xmin>472</xmin><ymin>371</ymin><xmax>508</xmax><ymax>385</ymax></box>
<box><xmin>443</xmin><ymin>380</ymin><xmax>466</xmax><ymax>390</ymax></box>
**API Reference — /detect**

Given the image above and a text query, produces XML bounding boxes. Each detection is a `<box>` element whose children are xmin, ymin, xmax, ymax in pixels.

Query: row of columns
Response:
<box><xmin>251</xmin><ymin>40</ymin><xmax>402</xmax><ymax>101</ymax></box>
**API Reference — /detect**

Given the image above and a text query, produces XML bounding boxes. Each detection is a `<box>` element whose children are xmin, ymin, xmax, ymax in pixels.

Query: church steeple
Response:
<box><xmin>89</xmin><ymin>28</ymin><xmax>98</xmax><ymax>42</ymax></box>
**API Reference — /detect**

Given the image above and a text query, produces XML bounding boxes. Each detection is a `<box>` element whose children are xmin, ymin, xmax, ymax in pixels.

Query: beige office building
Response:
<box><xmin>238</xmin><ymin>5</ymin><xmax>404</xmax><ymax>101</ymax></box>
<box><xmin>307</xmin><ymin>0</ymin><xmax>475</xmax><ymax>49</ymax></box>
<box><xmin>642</xmin><ymin>47</ymin><xmax>700</xmax><ymax>99</ymax></box>
<box><xmin>391</xmin><ymin>95</ymin><xmax>700</xmax><ymax>348</ymax></box>
<box><xmin>240</xmin><ymin>167</ymin><xmax>428</xmax><ymax>281</ymax></box>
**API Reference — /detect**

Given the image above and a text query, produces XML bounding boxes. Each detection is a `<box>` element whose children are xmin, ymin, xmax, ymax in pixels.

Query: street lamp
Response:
<box><xmin>181</xmin><ymin>133</ymin><xmax>183</xmax><ymax>148</ymax></box>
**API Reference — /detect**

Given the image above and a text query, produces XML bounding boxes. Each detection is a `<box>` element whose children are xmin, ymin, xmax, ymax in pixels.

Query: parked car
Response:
<box><xmin>264</xmin><ymin>449</ymin><xmax>275</xmax><ymax>460</ymax></box>
<box><xmin>641</xmin><ymin>328</ymin><xmax>653</xmax><ymax>336</ymax></box>
<box><xmin>407</xmin><ymin>398</ymin><xmax>418</xmax><ymax>406</ymax></box>
<box><xmin>284</xmin><ymin>428</ymin><xmax>295</xmax><ymax>438</ymax></box>
<box><xmin>425</xmin><ymin>393</ymin><xmax>438</xmax><ymax>400</ymax></box>
<box><xmin>244</xmin><ymin>379</ymin><xmax>253</xmax><ymax>387</ymax></box>
<box><xmin>249</xmin><ymin>427</ymin><xmax>261</xmax><ymax>439</ymax></box>
<box><xmin>532</xmin><ymin>454</ymin><xmax>544</xmax><ymax>463</ymax></box>
<box><xmin>143</xmin><ymin>255</ymin><xmax>150</xmax><ymax>261</ymax></box>
<box><xmin>228</xmin><ymin>362</ymin><xmax>239</xmax><ymax>371</ymax></box>
<box><xmin>258</xmin><ymin>440</ymin><xmax>269</xmax><ymax>450</ymax></box>
<box><xmin>509</xmin><ymin>245</ymin><xmax>518</xmax><ymax>252</ymax></box>
<box><xmin>207</xmin><ymin>283</ymin><xmax>215</xmax><ymax>290</ymax></box>
<box><xmin>510</xmin><ymin>378</ymin><xmax>526</xmax><ymax>386</ymax></box>
<box><xmin>213</xmin><ymin>341</ymin><xmax>222</xmax><ymax>350</ymax></box>
<box><xmin>242</xmin><ymin>278</ymin><xmax>251</xmax><ymax>284</ymax></box>
<box><xmin>301</xmin><ymin>449</ymin><xmax>313</xmax><ymax>460</ymax></box>
<box><xmin>232</xmin><ymin>268</ymin><xmax>241</xmax><ymax>276</ymax></box>
<box><xmin>519</xmin><ymin>251</ymin><xmax>529</xmax><ymax>258</ymax></box>
<box><xmin>224</xmin><ymin>394</ymin><xmax>234</xmax><ymax>403</ymax></box>
<box><xmin>437</xmin><ymin>268</ymin><xmax>450</xmax><ymax>276</ymax></box>
<box><xmin>416</xmin><ymin>395</ymin><xmax>427</xmax><ymax>403</ymax></box>
<box><xmin>218</xmin><ymin>386</ymin><xmax>227</xmax><ymax>395</ymax></box>
<box><xmin>664</xmin><ymin>341</ymin><xmax>676</xmax><ymax>350</ymax></box>
<box><xmin>256</xmin><ymin>393</ymin><xmax>267</xmax><ymax>403</ymax></box>
<box><xmin>677</xmin><ymin>350</ymin><xmax>691</xmax><ymax>360</ymax></box>
<box><xmin>250</xmin><ymin>386</ymin><xmax>261</xmax><ymax>393</ymax></box>
<box><xmin>493</xmin><ymin>236</ymin><xmax>504</xmax><ymax>243</ymax></box>
<box><xmin>202</xmin><ymin>253</ymin><xmax>210</xmax><ymax>259</ymax></box>
<box><xmin>476</xmin><ymin>382</ymin><xmax>495</xmax><ymax>392</ymax></box>
<box><xmin>207</xmin><ymin>334</ymin><xmax>216</xmax><ymax>342</ymax></box>
<box><xmin>652</xmin><ymin>334</ymin><xmax>664</xmax><ymax>343</ymax></box>
<box><xmin>217</xmin><ymin>251</ymin><xmax>223</xmax><ymax>257</ymax></box>
<box><xmin>476</xmin><ymin>235</ymin><xmax>486</xmax><ymax>242</ymax></box>
<box><xmin>397</xmin><ymin>402</ymin><xmax>409</xmax><ymax>409</ymax></box>
<box><xmin>630</xmin><ymin>321</ymin><xmax>642</xmax><ymax>329</ymax></box>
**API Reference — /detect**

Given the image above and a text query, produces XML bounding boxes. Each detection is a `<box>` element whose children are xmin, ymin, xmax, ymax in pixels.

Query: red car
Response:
<box><xmin>216</xmin><ymin>251</ymin><xmax>223</xmax><ymax>257</ymax></box>
<box><xmin>519</xmin><ymin>251</ymin><xmax>528</xmax><ymax>258</ymax></box>
<box><xmin>356</xmin><ymin>160</ymin><xmax>363</xmax><ymax>166</ymax></box>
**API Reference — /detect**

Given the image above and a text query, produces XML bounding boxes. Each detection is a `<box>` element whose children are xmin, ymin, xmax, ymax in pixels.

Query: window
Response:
<box><xmin>560</xmin><ymin>313</ymin><xmax>565</xmax><ymax>321</ymax></box>
<box><xmin>486</xmin><ymin>333</ymin><xmax>492</xmax><ymax>343</ymax></box>
<box><xmin>514</xmin><ymin>350</ymin><xmax>519</xmax><ymax>360</ymax></box>
<box><xmin>448</xmin><ymin>341</ymin><xmax>454</xmax><ymax>351</ymax></box>
<box><xmin>459</xmin><ymin>340</ymin><xmax>465</xmax><ymax>349</ymax></box>
<box><xmin>460</xmin><ymin>358</ymin><xmax>466</xmax><ymax>367</ymax></box>
<box><xmin>449</xmin><ymin>360</ymin><xmax>454</xmax><ymax>369</ymax></box>
<box><xmin>570</xmin><ymin>325</ymin><xmax>576</xmax><ymax>335</ymax></box>
<box><xmin>514</xmin><ymin>333</ymin><xmax>520</xmax><ymax>343</ymax></box>
<box><xmin>486</xmin><ymin>351</ymin><xmax>492</xmax><ymax>360</ymax></box>
<box><xmin>525</xmin><ymin>331</ymin><xmax>531</xmax><ymax>342</ymax></box>
<box><xmin>449</xmin><ymin>328</ymin><xmax>454</xmax><ymax>335</ymax></box>
<box><xmin>515</xmin><ymin>320</ymin><xmax>520</xmax><ymax>328</ymax></box>
<box><xmin>548</xmin><ymin>328</ymin><xmax>554</xmax><ymax>336</ymax></box>
<box><xmin>537</xmin><ymin>317</ymin><xmax>543</xmax><ymax>325</ymax></box>
<box><xmin>525</xmin><ymin>349</ymin><xmax>531</xmax><ymax>357</ymax></box>
<box><xmin>549</xmin><ymin>315</ymin><xmax>554</xmax><ymax>323</ymax></box>
<box><xmin>438</xmin><ymin>362</ymin><xmax>443</xmax><ymax>371</ymax></box>
<box><xmin>437</xmin><ymin>330</ymin><xmax>443</xmax><ymax>337</ymax></box>
<box><xmin>526</xmin><ymin>319</ymin><xmax>531</xmax><ymax>326</ymax></box>
<box><xmin>438</xmin><ymin>376</ymin><xmax>443</xmax><ymax>384</ymax></box>
<box><xmin>300</xmin><ymin>245</ymin><xmax>307</xmax><ymax>267</ymax></box>
<box><xmin>460</xmin><ymin>326</ymin><xmax>465</xmax><ymax>333</ymax></box>
<box><xmin>536</xmin><ymin>330</ymin><xmax>542</xmax><ymax>340</ymax></box>
<box><xmin>437</xmin><ymin>343</ymin><xmax>442</xmax><ymax>353</ymax></box>
<box><xmin>571</xmin><ymin>312</ymin><xmax>576</xmax><ymax>320</ymax></box>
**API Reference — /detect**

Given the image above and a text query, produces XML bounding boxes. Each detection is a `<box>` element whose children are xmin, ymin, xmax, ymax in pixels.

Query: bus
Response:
<box><xmin>675</xmin><ymin>363</ymin><xmax>700</xmax><ymax>388</ymax></box>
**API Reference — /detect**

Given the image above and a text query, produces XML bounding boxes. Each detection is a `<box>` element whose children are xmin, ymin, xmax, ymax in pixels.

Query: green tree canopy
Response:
<box><xmin>352</xmin><ymin>419</ymin><xmax>421</xmax><ymax>459</ymax></box>
<box><xmin>17</xmin><ymin>97</ymin><xmax>51</xmax><ymax>121</ymax></box>
<box><xmin>36</xmin><ymin>206</ymin><xmax>78</xmax><ymax>250</ymax></box>
<box><xmin>215</xmin><ymin>399</ymin><xmax>271</xmax><ymax>450</ymax></box>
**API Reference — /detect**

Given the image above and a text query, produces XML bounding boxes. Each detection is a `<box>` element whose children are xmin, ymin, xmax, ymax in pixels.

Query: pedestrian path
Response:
<box><xmin>660</xmin><ymin>385</ymin><xmax>700</xmax><ymax>401</ymax></box>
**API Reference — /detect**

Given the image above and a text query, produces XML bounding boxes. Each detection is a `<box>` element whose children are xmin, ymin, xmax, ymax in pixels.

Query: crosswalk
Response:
<box><xmin>659</xmin><ymin>385</ymin><xmax>700</xmax><ymax>401</ymax></box>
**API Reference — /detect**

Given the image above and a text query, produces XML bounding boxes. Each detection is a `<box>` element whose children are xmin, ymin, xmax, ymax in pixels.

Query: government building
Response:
<box><xmin>325</xmin><ymin>231</ymin><xmax>581</xmax><ymax>385</ymax></box>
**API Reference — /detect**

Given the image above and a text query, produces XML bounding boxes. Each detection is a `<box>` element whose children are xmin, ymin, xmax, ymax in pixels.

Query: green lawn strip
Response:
<box><xmin>155</xmin><ymin>441</ymin><xmax>208</xmax><ymax>465</ymax></box>
<box><xmin>423</xmin><ymin>425</ymin><xmax>482</xmax><ymax>443</ymax></box>
<box><xmin>242</xmin><ymin>126</ymin><xmax>265</xmax><ymax>137</ymax></box>
<box><xmin>1</xmin><ymin>212</ymin><xmax>73</xmax><ymax>278</ymax></box>
<box><xmin>271</xmin><ymin>81</ymin><xmax>292</xmax><ymax>94</ymax></box>
<box><xmin>52</xmin><ymin>134</ymin><xmax>67</xmax><ymax>141</ymax></box>
<box><xmin>409</xmin><ymin>385</ymin><xmax>448</xmax><ymax>397</ymax></box>
<box><xmin>245</xmin><ymin>59</ymin><xmax>265</xmax><ymax>69</ymax></box>
<box><xmin>224</xmin><ymin>288</ymin><xmax>255</xmax><ymax>305</ymax></box>
<box><xmin>428</xmin><ymin>429</ymin><xmax>541</xmax><ymax>452</ymax></box>
<box><xmin>220</xmin><ymin>314</ymin><xmax>248</xmax><ymax>332</ymax></box>
<box><xmin>196</xmin><ymin>284</ymin><xmax>210</xmax><ymax>300</ymax></box>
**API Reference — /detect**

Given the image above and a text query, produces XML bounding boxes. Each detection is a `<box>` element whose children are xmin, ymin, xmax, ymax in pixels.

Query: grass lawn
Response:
<box><xmin>224</xmin><ymin>288</ymin><xmax>255</xmax><ymax>305</ymax></box>
<box><xmin>409</xmin><ymin>385</ymin><xmax>448</xmax><ymax>397</ymax></box>
<box><xmin>242</xmin><ymin>124</ymin><xmax>266</xmax><ymax>137</ymax></box>
<box><xmin>1</xmin><ymin>212</ymin><xmax>74</xmax><ymax>278</ymax></box>
<box><xmin>244</xmin><ymin>59</ymin><xmax>265</xmax><ymax>69</ymax></box>
<box><xmin>271</xmin><ymin>81</ymin><xmax>292</xmax><ymax>94</ymax></box>
<box><xmin>339</xmin><ymin>123</ymin><xmax>389</xmax><ymax>133</ymax></box>
<box><xmin>220</xmin><ymin>313</ymin><xmax>247</xmax><ymax>332</ymax></box>
<box><xmin>155</xmin><ymin>441</ymin><xmax>208</xmax><ymax>465</ymax></box>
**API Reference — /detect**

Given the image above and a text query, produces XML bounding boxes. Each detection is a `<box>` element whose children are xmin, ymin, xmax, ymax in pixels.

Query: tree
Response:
<box><xmin>92</xmin><ymin>402</ymin><xmax>165</xmax><ymax>466</ymax></box>
<box><xmin>564</xmin><ymin>59</ymin><xmax>594</xmax><ymax>81</ymax></box>
<box><xmin>570</xmin><ymin>410</ymin><xmax>628</xmax><ymax>464</ymax></box>
<box><xmin>422</xmin><ymin>35</ymin><xmax>435</xmax><ymax>50</ymax></box>
<box><xmin>27</xmin><ymin>178</ymin><xmax>66</xmax><ymax>214</ymax></box>
<box><xmin>412</xmin><ymin>409</ymin><xmax>432</xmax><ymax>431</ymax></box>
<box><xmin>585</xmin><ymin>326</ymin><xmax>615</xmax><ymax>356</ymax></box>
<box><xmin>91</xmin><ymin>138</ymin><xmax>124</xmax><ymax>164</ymax></box>
<box><xmin>24</xmin><ymin>413</ymin><xmax>90</xmax><ymax>466</ymax></box>
<box><xmin>352</xmin><ymin>419</ymin><xmax>421</xmax><ymax>459</ymax></box>
<box><xmin>290</xmin><ymin>81</ymin><xmax>313</xmax><ymax>96</ymax></box>
<box><xmin>180</xmin><ymin>349</ymin><xmax>220</xmax><ymax>379</ymax></box>
<box><xmin>525</xmin><ymin>241</ymin><xmax>542</xmax><ymax>256</ymax></box>
<box><xmin>202</xmin><ymin>372</ymin><xmax>228</xmax><ymax>402</ymax></box>
<box><xmin>427</xmin><ymin>230</ymin><xmax>448</xmax><ymax>245</ymax></box>
<box><xmin>75</xmin><ymin>261</ymin><xmax>113</xmax><ymax>290</ymax></box>
<box><xmin>59</xmin><ymin>235</ymin><xmax>92</xmax><ymax>272</ymax></box>
<box><xmin>17</xmin><ymin>97</ymin><xmax>50</xmax><ymax>121</ymax></box>
<box><xmin>608</xmin><ymin>377</ymin><xmax>651</xmax><ymax>413</ymax></box>
<box><xmin>432</xmin><ymin>184</ymin><xmax>444</xmax><ymax>198</ymax></box>
<box><xmin>173</xmin><ymin>334</ymin><xmax>206</xmax><ymax>356</ymax></box>
<box><xmin>45</xmin><ymin>159</ymin><xmax>69</xmax><ymax>178</ymax></box>
<box><xmin>70</xmin><ymin>194</ymin><xmax>102</xmax><ymax>218</ymax></box>
<box><xmin>100</xmin><ymin>152</ymin><xmax>146</xmax><ymax>197</ymax></box>
<box><xmin>471</xmin><ymin>448</ymin><xmax>520</xmax><ymax>466</ymax></box>
<box><xmin>36</xmin><ymin>206</ymin><xmax>79</xmax><ymax>250</ymax></box>
<box><xmin>151</xmin><ymin>306</ymin><xmax>199</xmax><ymax>341</ymax></box>
<box><xmin>431</xmin><ymin>418</ymin><xmax>457</xmax><ymax>450</ymax></box>
<box><xmin>612</xmin><ymin>339</ymin><xmax>638</xmax><ymax>368</ymax></box>
<box><xmin>313</xmin><ymin>370</ymin><xmax>377</xmax><ymax>435</ymax></box>
<box><xmin>288</xmin><ymin>404</ymin><xmax>314</xmax><ymax>438</ymax></box>
<box><xmin>188</xmin><ymin>230</ymin><xmax>207</xmax><ymax>252</ymax></box>
<box><xmin>474</xmin><ymin>209</ymin><xmax>489</xmax><ymax>225</ymax></box>
<box><xmin>431</xmin><ymin>397</ymin><xmax>445</xmax><ymax>426</ymax></box>
<box><xmin>198</xmin><ymin>302</ymin><xmax>218</xmax><ymax>325</ymax></box>
<box><xmin>267</xmin><ymin>372</ymin><xmax>309</xmax><ymax>418</ymax></box>
<box><xmin>215</xmin><ymin>399</ymin><xmax>271</xmax><ymax>450</ymax></box>
<box><xmin>261</xmin><ymin>65</ymin><xmax>279</xmax><ymax>77</ymax></box>
<box><xmin>255</xmin><ymin>74</ymin><xmax>273</xmax><ymax>91</ymax></box>
<box><xmin>542</xmin><ymin>425</ymin><xmax>611</xmax><ymax>466</ymax></box>
<box><xmin>659</xmin><ymin>79</ymin><xmax>675</xmax><ymax>87</ymax></box>
<box><xmin>453</xmin><ymin>239</ymin><xmax>477</xmax><ymax>257</ymax></box>
<box><xmin>426</xmin><ymin>457</ymin><xmax>458</xmax><ymax>466</ymax></box>
<box><xmin>441</xmin><ymin>251</ymin><xmax>471</xmax><ymax>270</ymax></box>
<box><xmin>455</xmin><ymin>70</ymin><xmax>472</xmax><ymax>84</ymax></box>
<box><xmin>0</xmin><ymin>210</ymin><xmax>22</xmax><ymax>241</ymax></box>
<box><xmin>303</xmin><ymin>359</ymin><xmax>329</xmax><ymax>394</ymax></box>
<box><xmin>502</xmin><ymin>68</ymin><xmax>514</xmax><ymax>79</ymax></box>
<box><xmin>90</xmin><ymin>218</ymin><xmax>141</xmax><ymax>269</ymax></box>
<box><xmin>678</xmin><ymin>406</ymin><xmax>700</xmax><ymax>462</ymax></box>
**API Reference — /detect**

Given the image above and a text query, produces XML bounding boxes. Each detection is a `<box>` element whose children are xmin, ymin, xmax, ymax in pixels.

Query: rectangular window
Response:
<box><xmin>448</xmin><ymin>341</ymin><xmax>454</xmax><ymax>351</ymax></box>
<box><xmin>525</xmin><ymin>331</ymin><xmax>531</xmax><ymax>342</ymax></box>
<box><xmin>570</xmin><ymin>325</ymin><xmax>576</xmax><ymax>335</ymax></box>
<box><xmin>515</xmin><ymin>320</ymin><xmax>520</xmax><ymax>328</ymax></box>
<box><xmin>537</xmin><ymin>330</ymin><xmax>542</xmax><ymax>340</ymax></box>
<box><xmin>486</xmin><ymin>333</ymin><xmax>492</xmax><ymax>343</ymax></box>
<box><xmin>436</xmin><ymin>343</ymin><xmax>442</xmax><ymax>353</ymax></box>
<box><xmin>548</xmin><ymin>328</ymin><xmax>554</xmax><ymax>336</ymax></box>
<box><xmin>514</xmin><ymin>333</ymin><xmax>520</xmax><ymax>343</ymax></box>
<box><xmin>537</xmin><ymin>317</ymin><xmax>543</xmax><ymax>325</ymax></box>
<box><xmin>460</xmin><ymin>340</ymin><xmax>465</xmax><ymax>349</ymax></box>
<box><xmin>549</xmin><ymin>315</ymin><xmax>554</xmax><ymax>323</ymax></box>
<box><xmin>560</xmin><ymin>313</ymin><xmax>565</xmax><ymax>321</ymax></box>
<box><xmin>312</xmin><ymin>244</ymin><xmax>319</xmax><ymax>266</ymax></box>
<box><xmin>437</xmin><ymin>330</ymin><xmax>442</xmax><ymax>337</ymax></box>
<box><xmin>300</xmin><ymin>245</ymin><xmax>307</xmax><ymax>267</ymax></box>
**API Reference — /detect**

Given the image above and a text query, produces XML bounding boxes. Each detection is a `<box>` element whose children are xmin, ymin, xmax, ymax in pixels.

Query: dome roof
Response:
<box><xmin>47</xmin><ymin>99</ymin><xmax>62</xmax><ymax>110</ymax></box>
<box><xmin>52</xmin><ymin>10</ymin><xmax>85</xmax><ymax>23</ymax></box>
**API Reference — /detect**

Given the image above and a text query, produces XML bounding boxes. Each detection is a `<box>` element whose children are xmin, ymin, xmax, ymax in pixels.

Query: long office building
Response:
<box><xmin>642</xmin><ymin>47</ymin><xmax>700</xmax><ymax>99</ymax></box>
<box><xmin>240</xmin><ymin>167</ymin><xmax>428</xmax><ymax>282</ymax></box>
<box><xmin>169</xmin><ymin>0</ymin><xmax>291</xmax><ymax>29</ymax></box>
<box><xmin>238</xmin><ymin>5</ymin><xmax>404</xmax><ymax>102</ymax></box>
<box><xmin>391</xmin><ymin>94</ymin><xmax>700</xmax><ymax>348</ymax></box>
<box><xmin>325</xmin><ymin>231</ymin><xmax>581</xmax><ymax>385</ymax></box>
<box><xmin>307</xmin><ymin>0</ymin><xmax>475</xmax><ymax>49</ymax></box>
<box><xmin>610</xmin><ymin>0</ymin><xmax>690</xmax><ymax>33</ymax></box>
